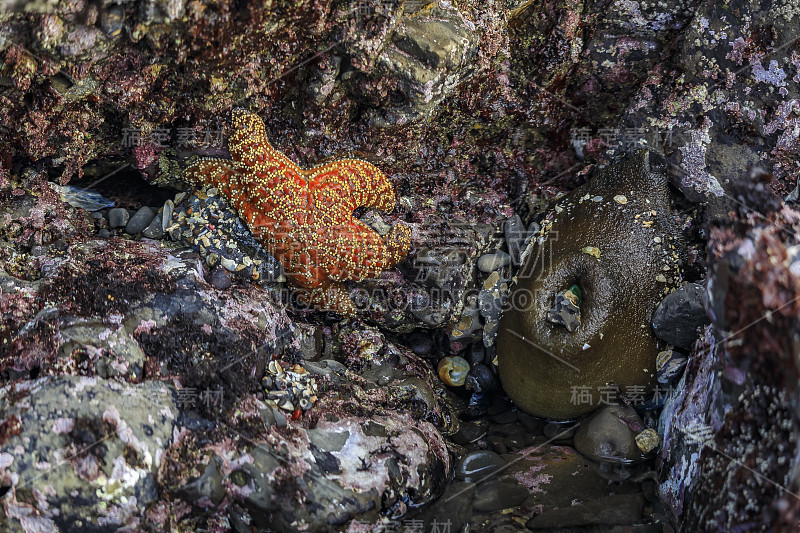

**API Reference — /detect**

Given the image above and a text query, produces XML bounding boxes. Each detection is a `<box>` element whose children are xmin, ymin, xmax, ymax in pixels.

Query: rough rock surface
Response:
<box><xmin>652</xmin><ymin>281</ymin><xmax>709</xmax><ymax>349</ymax></box>
<box><xmin>0</xmin><ymin>0</ymin><xmax>799</xmax><ymax>529</ymax></box>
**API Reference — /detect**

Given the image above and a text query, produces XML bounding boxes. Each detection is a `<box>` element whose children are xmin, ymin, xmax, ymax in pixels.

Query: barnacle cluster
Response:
<box><xmin>165</xmin><ymin>189</ymin><xmax>283</xmax><ymax>282</ymax></box>
<box><xmin>261</xmin><ymin>360</ymin><xmax>319</xmax><ymax>413</ymax></box>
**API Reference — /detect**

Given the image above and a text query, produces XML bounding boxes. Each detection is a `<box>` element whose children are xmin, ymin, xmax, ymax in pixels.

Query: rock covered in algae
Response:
<box><xmin>497</xmin><ymin>151</ymin><xmax>683</xmax><ymax>419</ymax></box>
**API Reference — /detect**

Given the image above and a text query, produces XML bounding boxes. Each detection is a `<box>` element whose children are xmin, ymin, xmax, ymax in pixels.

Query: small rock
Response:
<box><xmin>465</xmin><ymin>363</ymin><xmax>498</xmax><ymax>394</ymax></box>
<box><xmin>142</xmin><ymin>212</ymin><xmax>165</xmax><ymax>238</ymax></box>
<box><xmin>90</xmin><ymin>211</ymin><xmax>106</xmax><ymax>228</ymax></box>
<box><xmin>490</xmin><ymin>422</ymin><xmax>535</xmax><ymax>451</ymax></box>
<box><xmin>455</xmin><ymin>450</ymin><xmax>507</xmax><ymax>482</ymax></box>
<box><xmin>489</xmin><ymin>409</ymin><xmax>518</xmax><ymax>425</ymax></box>
<box><xmin>179</xmin><ymin>456</ymin><xmax>226</xmax><ymax>505</ymax></box>
<box><xmin>478</xmin><ymin>271</ymin><xmax>508</xmax><ymax>346</ymax></box>
<box><xmin>517</xmin><ymin>411</ymin><xmax>546</xmax><ymax>435</ymax></box>
<box><xmin>504</xmin><ymin>214</ymin><xmax>528</xmax><ymax>266</ymax></box>
<box><xmin>407</xmin><ymin>330</ymin><xmax>434</xmax><ymax>356</ymax></box>
<box><xmin>574</xmin><ymin>404</ymin><xmax>645</xmax><ymax>464</ymax></box>
<box><xmin>543</xmin><ymin>422</ymin><xmax>576</xmax><ymax>441</ymax></box>
<box><xmin>463</xmin><ymin>391</ymin><xmax>490</xmax><ymax>419</ymax></box>
<box><xmin>413</xmin><ymin>481</ymin><xmax>475</xmax><ymax>533</ymax></box>
<box><xmin>466</xmin><ymin>342</ymin><xmax>487</xmax><ymax>366</ymax></box>
<box><xmin>635</xmin><ymin>428</ymin><xmax>660</xmax><ymax>453</ymax></box>
<box><xmin>210</xmin><ymin>266</ymin><xmax>232</xmax><ymax>290</ymax></box>
<box><xmin>453</xmin><ymin>419</ymin><xmax>489</xmax><ymax>445</ymax></box>
<box><xmin>260</xmin><ymin>405</ymin><xmax>288</xmax><ymax>428</ymax></box>
<box><xmin>100</xmin><ymin>3</ymin><xmax>125</xmax><ymax>35</ymax></box>
<box><xmin>449</xmin><ymin>305</ymin><xmax>482</xmax><ymax>349</ymax></box>
<box><xmin>478</xmin><ymin>250</ymin><xmax>511</xmax><ymax>273</ymax></box>
<box><xmin>98</xmin><ymin>228</ymin><xmax>111</xmax><ymax>238</ymax></box>
<box><xmin>486</xmin><ymin>395</ymin><xmax>510</xmax><ymax>416</ymax></box>
<box><xmin>656</xmin><ymin>348</ymin><xmax>688</xmax><ymax>385</ymax></box>
<box><xmin>473</xmin><ymin>478</ymin><xmax>529</xmax><ymax>512</ymax></box>
<box><xmin>161</xmin><ymin>199</ymin><xmax>174</xmax><ymax>230</ymax></box>
<box><xmin>108</xmin><ymin>207</ymin><xmax>130</xmax><ymax>228</ymax></box>
<box><xmin>504</xmin><ymin>432</ymin><xmax>535</xmax><ymax>451</ymax></box>
<box><xmin>652</xmin><ymin>282</ymin><xmax>709</xmax><ymax>349</ymax></box>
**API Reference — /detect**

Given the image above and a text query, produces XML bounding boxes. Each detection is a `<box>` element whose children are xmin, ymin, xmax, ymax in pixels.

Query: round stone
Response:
<box><xmin>108</xmin><ymin>207</ymin><xmax>130</xmax><ymax>228</ymax></box>
<box><xmin>573</xmin><ymin>404</ymin><xmax>646</xmax><ymax>464</ymax></box>
<box><xmin>473</xmin><ymin>479</ymin><xmax>529</xmax><ymax>513</ymax></box>
<box><xmin>454</xmin><ymin>450</ymin><xmax>508</xmax><ymax>483</ymax></box>
<box><xmin>478</xmin><ymin>250</ymin><xmax>511</xmax><ymax>273</ymax></box>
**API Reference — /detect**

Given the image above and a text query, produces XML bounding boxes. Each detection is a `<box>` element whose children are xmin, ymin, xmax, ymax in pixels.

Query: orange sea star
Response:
<box><xmin>184</xmin><ymin>110</ymin><xmax>411</xmax><ymax>316</ymax></box>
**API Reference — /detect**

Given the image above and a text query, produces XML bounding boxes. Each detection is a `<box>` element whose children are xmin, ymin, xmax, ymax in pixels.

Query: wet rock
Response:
<box><xmin>0</xmin><ymin>376</ymin><xmax>180</xmax><ymax>532</ymax></box>
<box><xmin>125</xmin><ymin>206</ymin><xmax>156</xmax><ymax>234</ymax></box>
<box><xmin>479</xmin><ymin>270</ymin><xmax>509</xmax><ymax>346</ymax></box>
<box><xmin>90</xmin><ymin>211</ymin><xmax>106</xmax><ymax>227</ymax></box>
<box><xmin>455</xmin><ymin>450</ymin><xmax>507</xmax><ymax>482</ymax></box>
<box><xmin>465</xmin><ymin>363</ymin><xmax>498</xmax><ymax>394</ymax></box>
<box><xmin>179</xmin><ymin>456</ymin><xmax>226</xmax><ymax>505</ymax></box>
<box><xmin>486</xmin><ymin>395</ymin><xmax>511</xmax><ymax>417</ymax></box>
<box><xmin>635</xmin><ymin>428</ymin><xmax>661</xmax><ymax>453</ymax></box>
<box><xmin>504</xmin><ymin>214</ymin><xmax>528</xmax><ymax>266</ymax></box>
<box><xmin>489</xmin><ymin>409</ymin><xmax>518</xmax><ymax>425</ymax></box>
<box><xmin>504</xmin><ymin>432</ymin><xmax>534</xmax><ymax>451</ymax></box>
<box><xmin>259</xmin><ymin>405</ymin><xmax>287</xmax><ymax>428</ymax></box>
<box><xmin>108</xmin><ymin>206</ymin><xmax>130</xmax><ymax>228</ymax></box>
<box><xmin>303</xmin><ymin>359</ymin><xmax>348</xmax><ymax>379</ymax></box>
<box><xmin>652</xmin><ymin>282</ymin><xmax>709</xmax><ymax>350</ymax></box>
<box><xmin>473</xmin><ymin>478</ymin><xmax>529</xmax><ymax>512</ymax></box>
<box><xmin>209</xmin><ymin>265</ymin><xmax>232</xmax><ymax>289</ymax></box>
<box><xmin>412</xmin><ymin>481</ymin><xmax>475</xmax><ymax>533</ymax></box>
<box><xmin>478</xmin><ymin>250</ymin><xmax>511</xmax><ymax>273</ymax></box>
<box><xmin>407</xmin><ymin>330</ymin><xmax>434</xmax><ymax>356</ymax></box>
<box><xmin>517</xmin><ymin>411</ymin><xmax>546</xmax><ymax>436</ymax></box>
<box><xmin>490</xmin><ymin>422</ymin><xmax>535</xmax><ymax>451</ymax></box>
<box><xmin>505</xmin><ymin>444</ymin><xmax>642</xmax><ymax>518</ymax></box>
<box><xmin>405</xmin><ymin>246</ymin><xmax>472</xmax><ymax>291</ymax></box>
<box><xmin>526</xmin><ymin>493</ymin><xmax>645</xmax><ymax>529</ymax></box>
<box><xmin>656</xmin><ymin>348</ymin><xmax>687</xmax><ymax>385</ymax></box>
<box><xmin>168</xmin><ymin>191</ymin><xmax>284</xmax><ymax>284</ymax></box>
<box><xmin>574</xmin><ymin>404</ymin><xmax>646</xmax><ymax>464</ymax></box>
<box><xmin>466</xmin><ymin>341</ymin><xmax>487</xmax><ymax>366</ymax></box>
<box><xmin>449</xmin><ymin>305</ymin><xmax>482</xmax><ymax>350</ymax></box>
<box><xmin>251</xmin><ymin>413</ymin><xmax>451</xmax><ymax>532</ymax></box>
<box><xmin>453</xmin><ymin>419</ymin><xmax>490</xmax><ymax>445</ymax></box>
<box><xmin>142</xmin><ymin>211</ymin><xmax>165</xmax><ymax>238</ymax></box>
<box><xmin>58</xmin><ymin>320</ymin><xmax>146</xmax><ymax>380</ymax></box>
<box><xmin>369</xmin><ymin>3</ymin><xmax>478</xmax><ymax>125</ymax></box>
<box><xmin>289</xmin><ymin>323</ymin><xmax>323</xmax><ymax>362</ymax></box>
<box><xmin>543</xmin><ymin>421</ymin><xmax>576</xmax><ymax>441</ymax></box>
<box><xmin>463</xmin><ymin>391</ymin><xmax>491</xmax><ymax>419</ymax></box>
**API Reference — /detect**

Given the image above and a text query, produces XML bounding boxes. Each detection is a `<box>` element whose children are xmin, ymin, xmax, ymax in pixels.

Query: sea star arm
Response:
<box><xmin>309</xmin><ymin>159</ymin><xmax>397</xmax><ymax>212</ymax></box>
<box><xmin>228</xmin><ymin>110</ymin><xmax>303</xmax><ymax>184</ymax></box>
<box><xmin>323</xmin><ymin>219</ymin><xmax>411</xmax><ymax>281</ymax></box>
<box><xmin>303</xmin><ymin>282</ymin><xmax>358</xmax><ymax>317</ymax></box>
<box><xmin>183</xmin><ymin>158</ymin><xmax>245</xmax><ymax>203</ymax></box>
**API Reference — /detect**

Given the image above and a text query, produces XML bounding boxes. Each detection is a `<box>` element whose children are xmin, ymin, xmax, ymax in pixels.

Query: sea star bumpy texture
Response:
<box><xmin>184</xmin><ymin>110</ymin><xmax>411</xmax><ymax>316</ymax></box>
